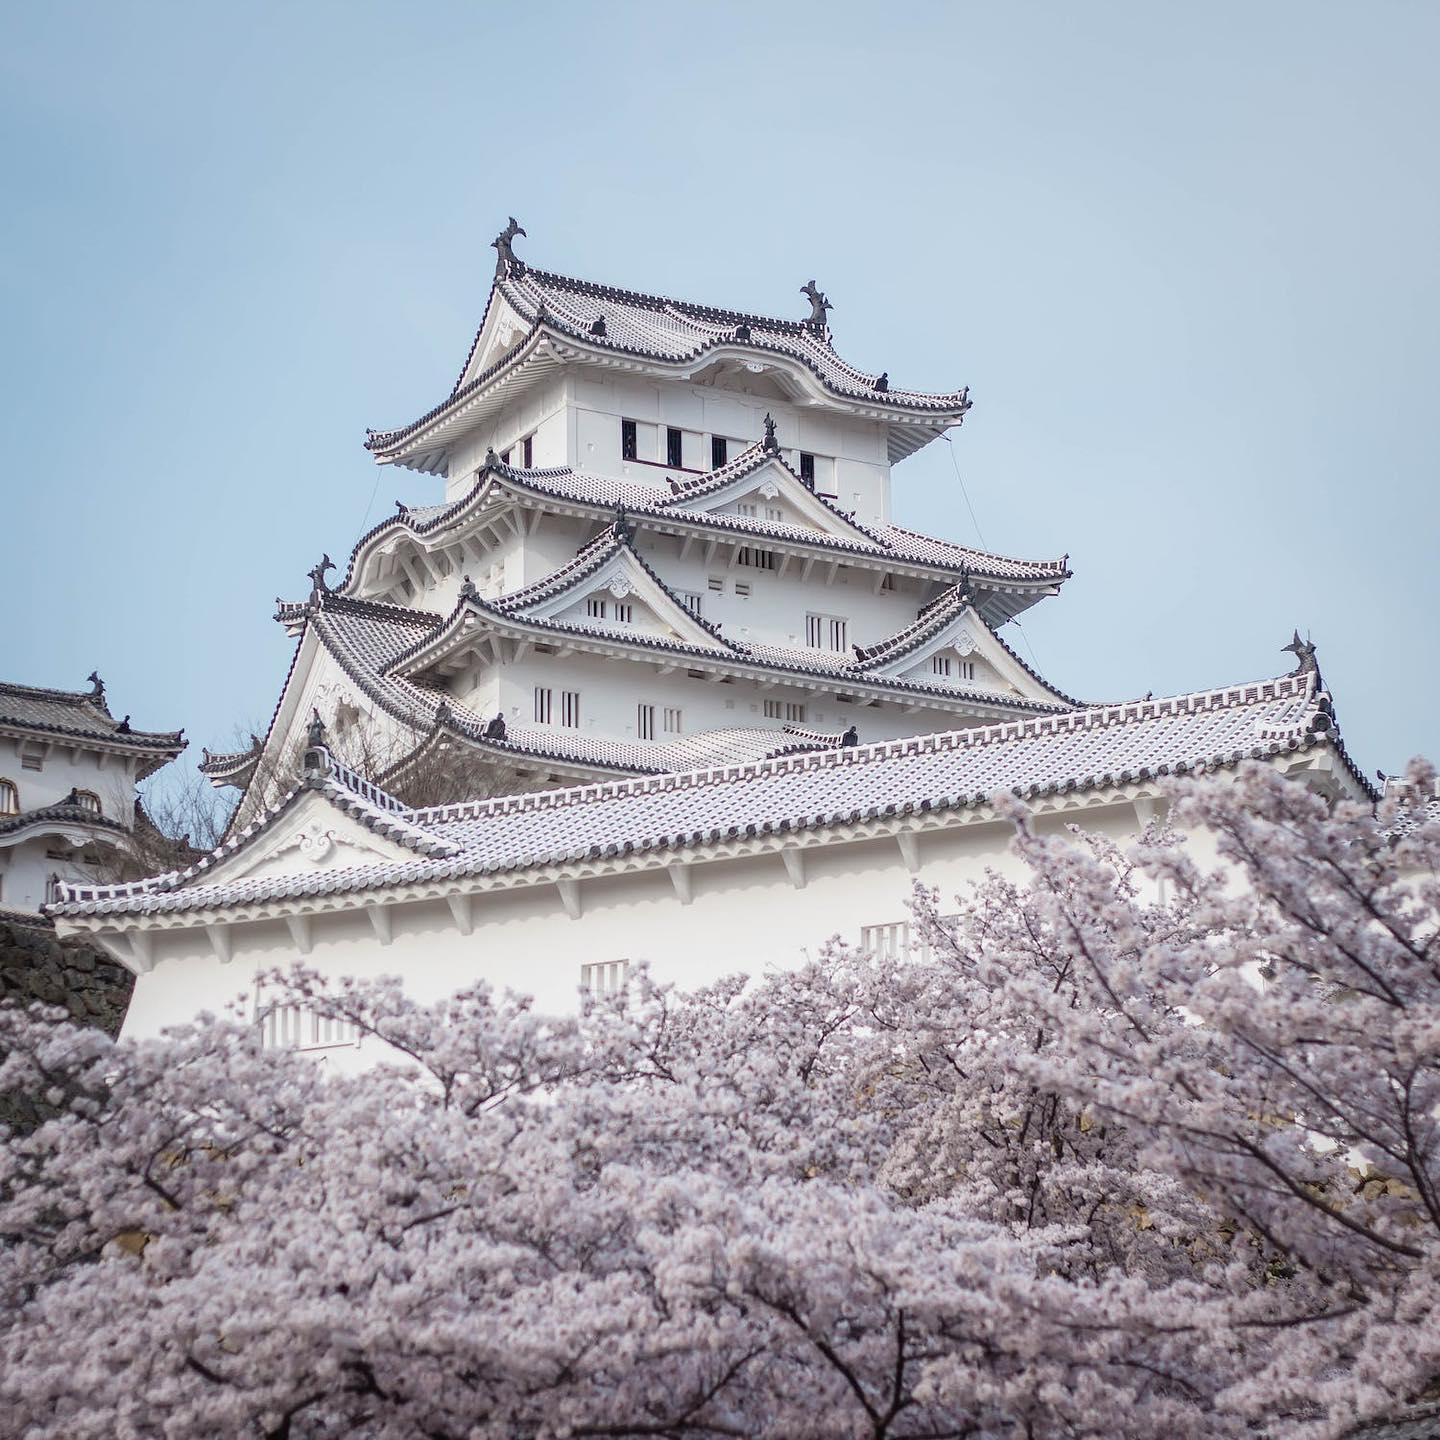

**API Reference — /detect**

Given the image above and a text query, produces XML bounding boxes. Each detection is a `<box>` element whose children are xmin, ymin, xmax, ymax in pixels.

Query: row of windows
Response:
<box><xmin>763</xmin><ymin>699</ymin><xmax>807</xmax><ymax>723</ymax></box>
<box><xmin>621</xmin><ymin>418</ymin><xmax>823</xmax><ymax>488</ymax></box>
<box><xmin>533</xmin><ymin>690</ymin><xmax>684</xmax><ymax>737</ymax></box>
<box><xmin>497</xmin><ymin>434</ymin><xmax>535</xmax><ymax>469</ymax></box>
<box><xmin>0</xmin><ymin>780</ymin><xmax>102</xmax><ymax>817</ymax></box>
<box><xmin>805</xmin><ymin>613</ymin><xmax>848</xmax><ymax>652</ymax></box>
<box><xmin>585</xmin><ymin>597</ymin><xmax>633</xmax><ymax>623</ymax></box>
<box><xmin>932</xmin><ymin>656</ymin><xmax>977</xmax><ymax>680</ymax></box>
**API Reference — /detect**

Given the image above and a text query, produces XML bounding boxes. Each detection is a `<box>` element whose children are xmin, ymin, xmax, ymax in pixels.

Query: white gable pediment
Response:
<box><xmin>518</xmin><ymin>547</ymin><xmax>728</xmax><ymax>652</ymax></box>
<box><xmin>675</xmin><ymin>457</ymin><xmax>873</xmax><ymax>545</ymax></box>
<box><xmin>455</xmin><ymin>294</ymin><xmax>533</xmax><ymax>391</ymax></box>
<box><xmin>194</xmin><ymin>791</ymin><xmax>421</xmax><ymax>891</ymax></box>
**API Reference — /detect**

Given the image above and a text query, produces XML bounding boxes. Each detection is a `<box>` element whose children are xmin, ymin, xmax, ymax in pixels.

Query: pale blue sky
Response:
<box><xmin>2</xmin><ymin>1</ymin><xmax>1436</xmax><ymax>800</ymax></box>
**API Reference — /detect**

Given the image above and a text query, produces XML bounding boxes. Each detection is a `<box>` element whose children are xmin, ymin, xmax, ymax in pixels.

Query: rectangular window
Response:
<box><xmin>805</xmin><ymin>613</ymin><xmax>848</xmax><ymax>650</ymax></box>
<box><xmin>21</xmin><ymin>751</ymin><xmax>43</xmax><ymax>772</ymax></box>
<box><xmin>764</xmin><ymin>699</ymin><xmax>783</xmax><ymax>719</ymax></box>
<box><xmin>735</xmin><ymin>546</ymin><xmax>777</xmax><ymax>569</ymax></box>
<box><xmin>581</xmin><ymin>959</ymin><xmax>630</xmax><ymax>999</ymax></box>
<box><xmin>586</xmin><ymin>597</ymin><xmax>606</xmax><ymax>620</ymax></box>
<box><xmin>258</xmin><ymin>1001</ymin><xmax>361</xmax><ymax>1052</ymax></box>
<box><xmin>666</xmin><ymin>427</ymin><xmax>684</xmax><ymax>468</ymax></box>
<box><xmin>734</xmin><ymin>581</ymin><xmax>751</xmax><ymax>598</ymax></box>
<box><xmin>523</xmin><ymin>435</ymin><xmax>533</xmax><ymax>468</ymax></box>
<box><xmin>707</xmin><ymin>577</ymin><xmax>724</xmax><ymax>594</ymax></box>
<box><xmin>799</xmin><ymin>452</ymin><xmax>816</xmax><ymax>488</ymax></box>
<box><xmin>880</xmin><ymin>574</ymin><xmax>895</xmax><ymax>591</ymax></box>
<box><xmin>737</xmin><ymin>502</ymin><xmax>757</xmax><ymax>517</ymax></box>
<box><xmin>765</xmin><ymin>506</ymin><xmax>783</xmax><ymax>521</ymax></box>
<box><xmin>499</xmin><ymin>448</ymin><xmax>511</xmax><ymax>465</ymax></box>
<box><xmin>533</xmin><ymin>686</ymin><xmax>553</xmax><ymax>724</ymax></box>
<box><xmin>860</xmin><ymin>922</ymin><xmax>910</xmax><ymax>960</ymax></box>
<box><xmin>959</xmin><ymin>660</ymin><xmax>976</xmax><ymax>681</ymax></box>
<box><xmin>679</xmin><ymin>591</ymin><xmax>702</xmax><ymax>616</ymax></box>
<box><xmin>621</xmin><ymin>419</ymin><xmax>638</xmax><ymax>461</ymax></box>
<box><xmin>637</xmin><ymin>704</ymin><xmax>655</xmax><ymax>740</ymax></box>
<box><xmin>711</xmin><ymin>435</ymin><xmax>728</xmax><ymax>469</ymax></box>
<box><xmin>561</xmin><ymin>690</ymin><xmax>580</xmax><ymax>728</ymax></box>
<box><xmin>932</xmin><ymin>655</ymin><xmax>952</xmax><ymax>677</ymax></box>
<box><xmin>614</xmin><ymin>602</ymin><xmax>633</xmax><ymax>623</ymax></box>
<box><xmin>785</xmin><ymin>702</ymin><xmax>806</xmax><ymax>723</ymax></box>
<box><xmin>663</xmin><ymin>706</ymin><xmax>682</xmax><ymax>733</ymax></box>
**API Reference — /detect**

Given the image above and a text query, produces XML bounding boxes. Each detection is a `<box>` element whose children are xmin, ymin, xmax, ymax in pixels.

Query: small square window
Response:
<box><xmin>533</xmin><ymin>687</ymin><xmax>553</xmax><ymax>724</ymax></box>
<box><xmin>663</xmin><ymin>707</ymin><xmax>682</xmax><ymax>733</ymax></box>
<box><xmin>734</xmin><ymin>582</ymin><xmax>751</xmax><ymax>598</ymax></box>
<box><xmin>707</xmin><ymin>577</ymin><xmax>724</xmax><ymax>594</ymax></box>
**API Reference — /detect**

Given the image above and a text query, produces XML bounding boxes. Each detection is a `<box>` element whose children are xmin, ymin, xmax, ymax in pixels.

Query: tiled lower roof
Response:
<box><xmin>51</xmin><ymin>671</ymin><xmax>1373</xmax><ymax>920</ymax></box>
<box><xmin>0</xmin><ymin>680</ymin><xmax>185</xmax><ymax>767</ymax></box>
<box><xmin>336</xmin><ymin>460</ymin><xmax>1069</xmax><ymax>597</ymax></box>
<box><xmin>0</xmin><ymin>802</ymin><xmax>131</xmax><ymax>843</ymax></box>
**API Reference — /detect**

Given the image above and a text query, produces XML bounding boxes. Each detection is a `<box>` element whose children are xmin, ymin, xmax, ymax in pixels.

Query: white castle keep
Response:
<box><xmin>49</xmin><ymin>227</ymin><xmax>1373</xmax><ymax>1048</ymax></box>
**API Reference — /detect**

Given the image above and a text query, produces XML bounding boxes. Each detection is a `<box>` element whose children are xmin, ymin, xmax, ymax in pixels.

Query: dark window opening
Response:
<box><xmin>621</xmin><ymin>419</ymin><xmax>638</xmax><ymax>461</ymax></box>
<box><xmin>666</xmin><ymin>427</ymin><xmax>684</xmax><ymax>469</ymax></box>
<box><xmin>500</xmin><ymin>448</ymin><xmax>511</xmax><ymax>465</ymax></box>
<box><xmin>711</xmin><ymin>435</ymin><xmax>727</xmax><ymax>470</ymax></box>
<box><xmin>522</xmin><ymin>435</ymin><xmax>533</xmax><ymax>468</ymax></box>
<box><xmin>799</xmin><ymin>452</ymin><xmax>816</xmax><ymax>489</ymax></box>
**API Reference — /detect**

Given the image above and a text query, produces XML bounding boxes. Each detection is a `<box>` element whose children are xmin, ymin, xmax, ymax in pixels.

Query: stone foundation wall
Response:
<box><xmin>1</xmin><ymin>917</ymin><xmax>134</xmax><ymax>1134</ymax></box>
<box><xmin>0</xmin><ymin>918</ymin><xmax>133</xmax><ymax>1036</ymax></box>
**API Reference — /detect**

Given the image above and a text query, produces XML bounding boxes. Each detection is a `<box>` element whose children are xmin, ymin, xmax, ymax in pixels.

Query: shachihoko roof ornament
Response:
<box><xmin>761</xmin><ymin>413</ymin><xmax>779</xmax><ymax>454</ymax></box>
<box><xmin>1283</xmin><ymin>630</ymin><xmax>1321</xmax><ymax>683</ymax></box>
<box><xmin>492</xmin><ymin>216</ymin><xmax>526</xmax><ymax>281</ymax></box>
<box><xmin>307</xmin><ymin>554</ymin><xmax>335</xmax><ymax>604</ymax></box>
<box><xmin>800</xmin><ymin>280</ymin><xmax>832</xmax><ymax>337</ymax></box>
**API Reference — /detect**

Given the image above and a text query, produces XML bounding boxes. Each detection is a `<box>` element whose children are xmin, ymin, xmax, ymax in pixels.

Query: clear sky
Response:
<box><xmin>2</xmin><ymin>1</ymin><xmax>1436</xmax><ymax>802</ymax></box>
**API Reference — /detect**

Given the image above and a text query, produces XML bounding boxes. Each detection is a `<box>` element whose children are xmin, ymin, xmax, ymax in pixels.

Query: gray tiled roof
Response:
<box><xmin>365</xmin><ymin>263</ymin><xmax>972</xmax><ymax>459</ymax></box>
<box><xmin>52</xmin><ymin>670</ymin><xmax>1372</xmax><ymax>920</ymax></box>
<box><xmin>0</xmin><ymin>681</ymin><xmax>184</xmax><ymax>756</ymax></box>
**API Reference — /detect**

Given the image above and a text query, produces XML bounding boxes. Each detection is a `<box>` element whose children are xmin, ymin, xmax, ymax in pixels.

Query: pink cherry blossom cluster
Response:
<box><xmin>2</xmin><ymin>760</ymin><xmax>1436</xmax><ymax>1438</ymax></box>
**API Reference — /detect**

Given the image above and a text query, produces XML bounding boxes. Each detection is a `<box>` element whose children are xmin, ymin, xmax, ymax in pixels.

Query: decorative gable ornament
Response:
<box><xmin>276</xmin><ymin>824</ymin><xmax>338</xmax><ymax>866</ymax></box>
<box><xmin>607</xmin><ymin>577</ymin><xmax>634</xmax><ymax>599</ymax></box>
<box><xmin>953</xmin><ymin>628</ymin><xmax>979</xmax><ymax>657</ymax></box>
<box><xmin>758</xmin><ymin>480</ymin><xmax>780</xmax><ymax>499</ymax></box>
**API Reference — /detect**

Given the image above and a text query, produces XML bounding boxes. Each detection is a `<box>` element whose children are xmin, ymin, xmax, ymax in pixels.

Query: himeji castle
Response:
<box><xmin>48</xmin><ymin>225</ymin><xmax>1375</xmax><ymax>1047</ymax></box>
<box><xmin>200</xmin><ymin>223</ymin><xmax>1075</xmax><ymax>819</ymax></box>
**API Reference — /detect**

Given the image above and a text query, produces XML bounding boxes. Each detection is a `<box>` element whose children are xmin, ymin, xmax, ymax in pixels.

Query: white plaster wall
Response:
<box><xmin>113</xmin><ymin>797</ymin><xmax>1197</xmax><ymax>1049</ymax></box>
<box><xmin>0</xmin><ymin>735</ymin><xmax>138</xmax><ymax>819</ymax></box>
<box><xmin>445</xmin><ymin>377</ymin><xmax>570</xmax><ymax>501</ymax></box>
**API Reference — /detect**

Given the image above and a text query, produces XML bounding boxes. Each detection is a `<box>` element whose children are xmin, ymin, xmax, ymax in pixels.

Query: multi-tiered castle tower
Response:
<box><xmin>204</xmin><ymin>224</ymin><xmax>1077</xmax><ymax>823</ymax></box>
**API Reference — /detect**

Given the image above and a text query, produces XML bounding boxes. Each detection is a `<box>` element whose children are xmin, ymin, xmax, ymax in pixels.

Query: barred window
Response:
<box><xmin>534</xmin><ymin>687</ymin><xmax>553</xmax><ymax>724</ymax></box>
<box><xmin>637</xmin><ymin>704</ymin><xmax>655</xmax><ymax>740</ymax></box>
<box><xmin>663</xmin><ymin>707</ymin><xmax>682</xmax><ymax>733</ymax></box>
<box><xmin>561</xmin><ymin>691</ymin><xmax>580</xmax><ymax>728</ymax></box>
<box><xmin>586</xmin><ymin>597</ymin><xmax>606</xmax><ymax>620</ymax></box>
<box><xmin>581</xmin><ymin>959</ymin><xmax>630</xmax><ymax>999</ymax></box>
<box><xmin>0</xmin><ymin>779</ymin><xmax>16</xmax><ymax>815</ymax></box>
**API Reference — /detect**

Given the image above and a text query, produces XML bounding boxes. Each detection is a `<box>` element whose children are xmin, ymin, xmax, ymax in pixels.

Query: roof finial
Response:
<box><xmin>459</xmin><ymin>574</ymin><xmax>479</xmax><ymax>603</ymax></box>
<box><xmin>761</xmin><ymin>413</ymin><xmax>779</xmax><ymax>453</ymax></box>
<box><xmin>302</xmin><ymin>708</ymin><xmax>330</xmax><ymax>779</ymax></box>
<box><xmin>613</xmin><ymin>504</ymin><xmax>634</xmax><ymax>542</ymax></box>
<box><xmin>873</xmin><ymin>371</ymin><xmax>889</xmax><ymax>393</ymax></box>
<box><xmin>1282</xmin><ymin>629</ymin><xmax>1321</xmax><ymax>680</ymax></box>
<box><xmin>86</xmin><ymin>670</ymin><xmax>105</xmax><ymax>704</ymax></box>
<box><xmin>116</xmin><ymin>715</ymin><xmax>132</xmax><ymax>734</ymax></box>
<box><xmin>484</xmin><ymin>710</ymin><xmax>507</xmax><ymax>741</ymax></box>
<box><xmin>840</xmin><ymin>724</ymin><xmax>858</xmax><ymax>747</ymax></box>
<box><xmin>307</xmin><ymin>554</ymin><xmax>334</xmax><ymax>603</ymax></box>
<box><xmin>492</xmin><ymin>216</ymin><xmax>526</xmax><ymax>281</ymax></box>
<box><xmin>800</xmin><ymin>280</ymin><xmax>832</xmax><ymax>337</ymax></box>
<box><xmin>395</xmin><ymin>498</ymin><xmax>409</xmax><ymax>515</ymax></box>
<box><xmin>589</xmin><ymin>315</ymin><xmax>607</xmax><ymax>337</ymax></box>
<box><xmin>435</xmin><ymin>698</ymin><xmax>452</xmax><ymax>727</ymax></box>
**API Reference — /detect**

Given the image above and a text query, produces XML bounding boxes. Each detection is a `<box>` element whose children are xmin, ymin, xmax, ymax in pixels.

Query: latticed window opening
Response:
<box><xmin>581</xmin><ymin>960</ymin><xmax>630</xmax><ymax>999</ymax></box>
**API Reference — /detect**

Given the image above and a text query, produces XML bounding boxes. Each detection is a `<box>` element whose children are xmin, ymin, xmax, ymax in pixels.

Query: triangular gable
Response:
<box><xmin>513</xmin><ymin>543</ymin><xmax>732</xmax><ymax>652</ymax></box>
<box><xmin>199</xmin><ymin>786</ymin><xmax>431</xmax><ymax>889</ymax></box>
<box><xmin>454</xmin><ymin>290</ymin><xmax>536</xmax><ymax>394</ymax></box>
<box><xmin>665</xmin><ymin>452</ymin><xmax>876</xmax><ymax>547</ymax></box>
<box><xmin>860</xmin><ymin>598</ymin><xmax>1074</xmax><ymax>707</ymax></box>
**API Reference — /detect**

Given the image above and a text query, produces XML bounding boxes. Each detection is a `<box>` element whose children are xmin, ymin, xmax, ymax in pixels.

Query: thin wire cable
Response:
<box><xmin>942</xmin><ymin>433</ymin><xmax>1045</xmax><ymax>674</ymax></box>
<box><xmin>357</xmin><ymin>467</ymin><xmax>383</xmax><ymax>534</ymax></box>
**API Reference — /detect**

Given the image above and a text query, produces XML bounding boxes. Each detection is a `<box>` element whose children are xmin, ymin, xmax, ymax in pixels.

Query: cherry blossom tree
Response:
<box><xmin>1</xmin><ymin>761</ymin><xmax>1435</xmax><ymax>1438</ymax></box>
